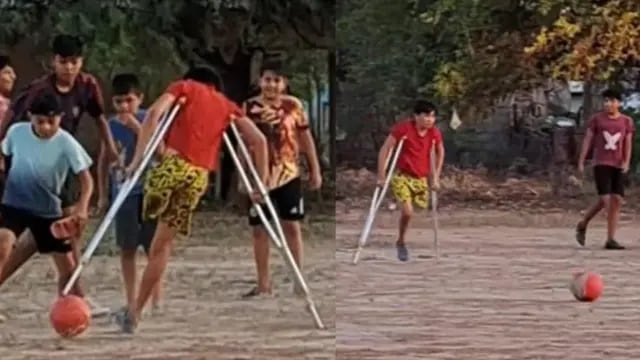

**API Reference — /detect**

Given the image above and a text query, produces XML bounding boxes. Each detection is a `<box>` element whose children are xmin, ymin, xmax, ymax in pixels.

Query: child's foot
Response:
<box><xmin>575</xmin><ymin>223</ymin><xmax>587</xmax><ymax>246</ymax></box>
<box><xmin>114</xmin><ymin>307</ymin><xmax>137</xmax><ymax>334</ymax></box>
<box><xmin>396</xmin><ymin>242</ymin><xmax>409</xmax><ymax>262</ymax></box>
<box><xmin>241</xmin><ymin>286</ymin><xmax>272</xmax><ymax>299</ymax></box>
<box><xmin>604</xmin><ymin>239</ymin><xmax>625</xmax><ymax>250</ymax></box>
<box><xmin>86</xmin><ymin>297</ymin><xmax>111</xmax><ymax>318</ymax></box>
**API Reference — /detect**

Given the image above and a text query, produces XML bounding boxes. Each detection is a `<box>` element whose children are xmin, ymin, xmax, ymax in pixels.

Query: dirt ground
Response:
<box><xmin>0</xmin><ymin>212</ymin><xmax>336</xmax><ymax>360</ymax></box>
<box><xmin>336</xmin><ymin>205</ymin><xmax>640</xmax><ymax>360</ymax></box>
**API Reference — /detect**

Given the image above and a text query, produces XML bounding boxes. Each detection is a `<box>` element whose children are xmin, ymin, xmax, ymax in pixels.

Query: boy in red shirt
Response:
<box><xmin>576</xmin><ymin>88</ymin><xmax>635</xmax><ymax>250</ymax></box>
<box><xmin>115</xmin><ymin>66</ymin><xmax>268</xmax><ymax>333</ymax></box>
<box><xmin>377</xmin><ymin>100</ymin><xmax>445</xmax><ymax>261</ymax></box>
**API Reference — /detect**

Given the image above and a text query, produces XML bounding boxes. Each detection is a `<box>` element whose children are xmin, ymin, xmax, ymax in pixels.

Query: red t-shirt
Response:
<box><xmin>588</xmin><ymin>112</ymin><xmax>635</xmax><ymax>168</ymax></box>
<box><xmin>390</xmin><ymin>119</ymin><xmax>443</xmax><ymax>178</ymax></box>
<box><xmin>165</xmin><ymin>80</ymin><xmax>241</xmax><ymax>171</ymax></box>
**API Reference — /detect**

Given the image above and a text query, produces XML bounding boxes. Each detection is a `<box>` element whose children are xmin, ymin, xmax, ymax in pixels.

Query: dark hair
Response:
<box><xmin>183</xmin><ymin>65</ymin><xmax>222</xmax><ymax>89</ymax></box>
<box><xmin>260</xmin><ymin>60</ymin><xmax>285</xmax><ymax>77</ymax></box>
<box><xmin>413</xmin><ymin>100</ymin><xmax>437</xmax><ymax>115</ymax></box>
<box><xmin>112</xmin><ymin>73</ymin><xmax>142</xmax><ymax>96</ymax></box>
<box><xmin>0</xmin><ymin>55</ymin><xmax>10</xmax><ymax>70</ymax></box>
<box><xmin>52</xmin><ymin>34</ymin><xmax>84</xmax><ymax>57</ymax></box>
<box><xmin>29</xmin><ymin>91</ymin><xmax>63</xmax><ymax>116</ymax></box>
<box><xmin>602</xmin><ymin>88</ymin><xmax>622</xmax><ymax>101</ymax></box>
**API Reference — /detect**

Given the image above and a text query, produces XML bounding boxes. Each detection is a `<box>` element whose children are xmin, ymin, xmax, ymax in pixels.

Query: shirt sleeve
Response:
<box><xmin>166</xmin><ymin>80</ymin><xmax>190</xmax><ymax>99</ymax></box>
<box><xmin>86</xmin><ymin>75</ymin><xmax>106</xmax><ymax>118</ymax></box>
<box><xmin>627</xmin><ymin>116</ymin><xmax>636</xmax><ymax>134</ymax></box>
<box><xmin>64</xmin><ymin>134</ymin><xmax>93</xmax><ymax>174</ymax></box>
<box><xmin>433</xmin><ymin>127</ymin><xmax>443</xmax><ymax>145</ymax></box>
<box><xmin>390</xmin><ymin>122</ymin><xmax>407</xmax><ymax>140</ymax></box>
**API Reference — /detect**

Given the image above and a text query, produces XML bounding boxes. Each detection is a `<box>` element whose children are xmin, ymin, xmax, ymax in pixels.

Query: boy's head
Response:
<box><xmin>183</xmin><ymin>65</ymin><xmax>223</xmax><ymax>90</ymax></box>
<box><xmin>412</xmin><ymin>100</ymin><xmax>437</xmax><ymax>129</ymax></box>
<box><xmin>602</xmin><ymin>88</ymin><xmax>622</xmax><ymax>115</ymax></box>
<box><xmin>112</xmin><ymin>73</ymin><xmax>143</xmax><ymax>113</ymax></box>
<box><xmin>259</xmin><ymin>61</ymin><xmax>287</xmax><ymax>99</ymax></box>
<box><xmin>0</xmin><ymin>55</ymin><xmax>16</xmax><ymax>96</ymax></box>
<box><xmin>29</xmin><ymin>91</ymin><xmax>63</xmax><ymax>139</ymax></box>
<box><xmin>52</xmin><ymin>34</ymin><xmax>84</xmax><ymax>85</ymax></box>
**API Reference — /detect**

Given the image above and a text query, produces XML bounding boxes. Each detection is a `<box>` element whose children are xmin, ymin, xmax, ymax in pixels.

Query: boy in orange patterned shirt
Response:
<box><xmin>242</xmin><ymin>62</ymin><xmax>322</xmax><ymax>298</ymax></box>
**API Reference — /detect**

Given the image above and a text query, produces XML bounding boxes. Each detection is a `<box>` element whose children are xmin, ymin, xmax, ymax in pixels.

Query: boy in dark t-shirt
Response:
<box><xmin>576</xmin><ymin>88</ymin><xmax>635</xmax><ymax>249</ymax></box>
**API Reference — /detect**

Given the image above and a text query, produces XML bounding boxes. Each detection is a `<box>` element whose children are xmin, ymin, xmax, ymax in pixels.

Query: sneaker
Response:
<box><xmin>114</xmin><ymin>307</ymin><xmax>137</xmax><ymax>334</ymax></box>
<box><xmin>575</xmin><ymin>223</ymin><xmax>586</xmax><ymax>247</ymax></box>
<box><xmin>86</xmin><ymin>297</ymin><xmax>111</xmax><ymax>318</ymax></box>
<box><xmin>396</xmin><ymin>242</ymin><xmax>409</xmax><ymax>262</ymax></box>
<box><xmin>604</xmin><ymin>239</ymin><xmax>625</xmax><ymax>250</ymax></box>
<box><xmin>241</xmin><ymin>286</ymin><xmax>272</xmax><ymax>299</ymax></box>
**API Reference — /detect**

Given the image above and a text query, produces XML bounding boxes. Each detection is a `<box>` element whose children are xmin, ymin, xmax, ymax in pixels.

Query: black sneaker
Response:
<box><xmin>604</xmin><ymin>239</ymin><xmax>625</xmax><ymax>250</ymax></box>
<box><xmin>575</xmin><ymin>224</ymin><xmax>587</xmax><ymax>247</ymax></box>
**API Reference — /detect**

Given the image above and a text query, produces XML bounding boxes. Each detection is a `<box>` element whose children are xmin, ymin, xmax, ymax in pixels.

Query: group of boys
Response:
<box><xmin>0</xmin><ymin>34</ymin><xmax>323</xmax><ymax>334</ymax></box>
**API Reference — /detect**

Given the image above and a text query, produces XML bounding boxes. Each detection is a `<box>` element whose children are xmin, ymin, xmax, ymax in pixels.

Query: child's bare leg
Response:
<box><xmin>398</xmin><ymin>201</ymin><xmax>413</xmax><ymax>246</ymax></box>
<box><xmin>0</xmin><ymin>230</ymin><xmax>17</xmax><ymax>282</ymax></box>
<box><xmin>578</xmin><ymin>198</ymin><xmax>605</xmax><ymax>228</ymax></box>
<box><xmin>605</xmin><ymin>195</ymin><xmax>624</xmax><ymax>249</ymax></box>
<box><xmin>120</xmin><ymin>249</ymin><xmax>137</xmax><ymax>309</ymax></box>
<box><xmin>0</xmin><ymin>231</ymin><xmax>36</xmax><ymax>286</ymax></box>
<box><xmin>133</xmin><ymin>221</ymin><xmax>175</xmax><ymax>322</ymax></box>
<box><xmin>51</xmin><ymin>251</ymin><xmax>83</xmax><ymax>297</ymax></box>
<box><xmin>251</xmin><ymin>226</ymin><xmax>272</xmax><ymax>294</ymax></box>
<box><xmin>283</xmin><ymin>220</ymin><xmax>304</xmax><ymax>295</ymax></box>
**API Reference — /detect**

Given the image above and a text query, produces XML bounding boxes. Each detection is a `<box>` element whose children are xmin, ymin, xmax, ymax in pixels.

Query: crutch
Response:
<box><xmin>352</xmin><ymin>137</ymin><xmax>406</xmax><ymax>265</ymax></box>
<box><xmin>224</xmin><ymin>122</ymin><xmax>325</xmax><ymax>330</ymax></box>
<box><xmin>429</xmin><ymin>142</ymin><xmax>439</xmax><ymax>261</ymax></box>
<box><xmin>62</xmin><ymin>100</ymin><xmax>184</xmax><ymax>296</ymax></box>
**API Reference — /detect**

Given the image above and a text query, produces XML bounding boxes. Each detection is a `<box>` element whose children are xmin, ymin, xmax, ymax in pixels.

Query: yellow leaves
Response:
<box><xmin>525</xmin><ymin>1</ymin><xmax>640</xmax><ymax>81</ymax></box>
<box><xmin>433</xmin><ymin>63</ymin><xmax>466</xmax><ymax>99</ymax></box>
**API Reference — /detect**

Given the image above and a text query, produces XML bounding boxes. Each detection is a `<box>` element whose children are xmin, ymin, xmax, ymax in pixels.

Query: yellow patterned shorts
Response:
<box><xmin>390</xmin><ymin>173</ymin><xmax>429</xmax><ymax>208</ymax></box>
<box><xmin>143</xmin><ymin>155</ymin><xmax>209</xmax><ymax>236</ymax></box>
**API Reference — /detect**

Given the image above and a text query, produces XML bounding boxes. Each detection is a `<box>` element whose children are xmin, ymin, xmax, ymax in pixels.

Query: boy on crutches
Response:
<box><xmin>377</xmin><ymin>100</ymin><xmax>444</xmax><ymax>261</ymax></box>
<box><xmin>115</xmin><ymin>65</ymin><xmax>269</xmax><ymax>333</ymax></box>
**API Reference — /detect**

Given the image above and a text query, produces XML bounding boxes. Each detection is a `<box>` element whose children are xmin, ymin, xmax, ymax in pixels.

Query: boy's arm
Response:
<box><xmin>578</xmin><ymin>129</ymin><xmax>594</xmax><ymax>170</ymax></box>
<box><xmin>76</xmin><ymin>168</ymin><xmax>94</xmax><ymax>216</ymax></box>
<box><xmin>128</xmin><ymin>93</ymin><xmax>177</xmax><ymax>173</ymax></box>
<box><xmin>435</xmin><ymin>140</ymin><xmax>445</xmax><ymax>178</ymax></box>
<box><xmin>234</xmin><ymin>115</ymin><xmax>268</xmax><ymax>185</ymax></box>
<box><xmin>96</xmin><ymin>143</ymin><xmax>109</xmax><ymax>205</ymax></box>
<box><xmin>377</xmin><ymin>135</ymin><xmax>397</xmax><ymax>184</ymax></box>
<box><xmin>297</xmin><ymin>109</ymin><xmax>322</xmax><ymax>189</ymax></box>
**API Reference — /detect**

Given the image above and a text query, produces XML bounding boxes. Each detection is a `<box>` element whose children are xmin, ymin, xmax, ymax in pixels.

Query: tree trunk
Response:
<box><xmin>328</xmin><ymin>50</ymin><xmax>337</xmax><ymax>181</ymax></box>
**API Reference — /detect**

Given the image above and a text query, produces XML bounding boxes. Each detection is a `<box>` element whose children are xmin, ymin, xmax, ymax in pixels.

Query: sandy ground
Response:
<box><xmin>336</xmin><ymin>206</ymin><xmax>640</xmax><ymax>360</ymax></box>
<box><xmin>0</xmin><ymin>212</ymin><xmax>336</xmax><ymax>360</ymax></box>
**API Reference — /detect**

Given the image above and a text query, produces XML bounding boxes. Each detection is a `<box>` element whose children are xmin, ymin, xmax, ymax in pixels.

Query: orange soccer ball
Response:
<box><xmin>569</xmin><ymin>272</ymin><xmax>603</xmax><ymax>302</ymax></box>
<box><xmin>49</xmin><ymin>295</ymin><xmax>91</xmax><ymax>338</ymax></box>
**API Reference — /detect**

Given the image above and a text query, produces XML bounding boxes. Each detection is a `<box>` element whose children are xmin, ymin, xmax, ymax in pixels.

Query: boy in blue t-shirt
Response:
<box><xmin>96</xmin><ymin>74</ymin><xmax>162</xmax><ymax>312</ymax></box>
<box><xmin>0</xmin><ymin>91</ymin><xmax>93</xmax><ymax>296</ymax></box>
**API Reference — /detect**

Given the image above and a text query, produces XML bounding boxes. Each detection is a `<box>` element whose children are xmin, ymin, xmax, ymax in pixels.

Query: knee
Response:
<box><xmin>121</xmin><ymin>249</ymin><xmax>137</xmax><ymax>260</ymax></box>
<box><xmin>401</xmin><ymin>204</ymin><xmax>413</xmax><ymax>218</ymax></box>
<box><xmin>252</xmin><ymin>228</ymin><xmax>269</xmax><ymax>243</ymax></box>
<box><xmin>0</xmin><ymin>230</ymin><xmax>16</xmax><ymax>261</ymax></box>
<box><xmin>600</xmin><ymin>195</ymin><xmax>610</xmax><ymax>207</ymax></box>
<box><xmin>282</xmin><ymin>222</ymin><xmax>301</xmax><ymax>239</ymax></box>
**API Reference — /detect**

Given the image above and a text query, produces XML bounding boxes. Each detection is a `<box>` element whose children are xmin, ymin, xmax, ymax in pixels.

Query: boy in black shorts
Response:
<box><xmin>0</xmin><ymin>92</ymin><xmax>93</xmax><ymax>295</ymax></box>
<box><xmin>241</xmin><ymin>62</ymin><xmax>322</xmax><ymax>298</ymax></box>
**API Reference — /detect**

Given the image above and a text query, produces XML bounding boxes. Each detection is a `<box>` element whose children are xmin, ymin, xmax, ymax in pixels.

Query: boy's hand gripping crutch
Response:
<box><xmin>429</xmin><ymin>142</ymin><xmax>439</xmax><ymax>261</ymax></box>
<box><xmin>224</xmin><ymin>122</ymin><xmax>325</xmax><ymax>330</ymax></box>
<box><xmin>62</xmin><ymin>99</ymin><xmax>185</xmax><ymax>296</ymax></box>
<box><xmin>352</xmin><ymin>137</ymin><xmax>406</xmax><ymax>265</ymax></box>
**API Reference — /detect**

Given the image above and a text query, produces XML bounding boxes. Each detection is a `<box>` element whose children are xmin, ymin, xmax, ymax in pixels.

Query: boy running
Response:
<box><xmin>0</xmin><ymin>35</ymin><xmax>118</xmax><ymax>314</ymax></box>
<box><xmin>96</xmin><ymin>74</ymin><xmax>162</xmax><ymax>313</ymax></box>
<box><xmin>115</xmin><ymin>65</ymin><xmax>268</xmax><ymax>333</ymax></box>
<box><xmin>377</xmin><ymin>100</ymin><xmax>444</xmax><ymax>262</ymax></box>
<box><xmin>241</xmin><ymin>62</ymin><xmax>322</xmax><ymax>298</ymax></box>
<box><xmin>576</xmin><ymin>88</ymin><xmax>635</xmax><ymax>249</ymax></box>
<box><xmin>0</xmin><ymin>91</ymin><xmax>93</xmax><ymax>297</ymax></box>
